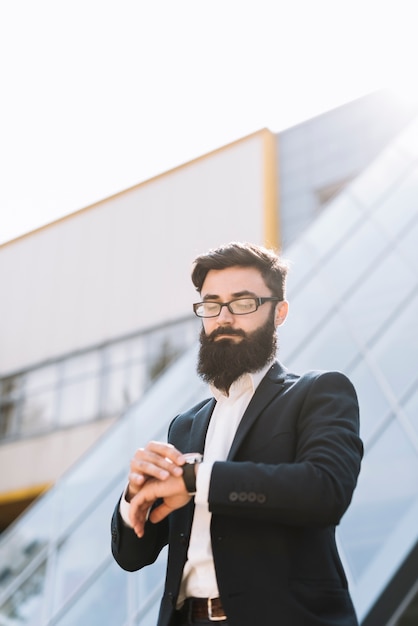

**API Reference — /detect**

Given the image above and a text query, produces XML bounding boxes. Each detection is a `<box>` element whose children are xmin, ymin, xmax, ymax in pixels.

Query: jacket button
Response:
<box><xmin>229</xmin><ymin>491</ymin><xmax>238</xmax><ymax>502</ymax></box>
<box><xmin>256</xmin><ymin>493</ymin><xmax>266</xmax><ymax>504</ymax></box>
<box><xmin>238</xmin><ymin>492</ymin><xmax>247</xmax><ymax>502</ymax></box>
<box><xmin>248</xmin><ymin>492</ymin><xmax>256</xmax><ymax>502</ymax></box>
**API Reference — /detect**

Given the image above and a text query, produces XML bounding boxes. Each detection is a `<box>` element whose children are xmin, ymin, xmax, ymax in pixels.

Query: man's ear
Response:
<box><xmin>275</xmin><ymin>300</ymin><xmax>289</xmax><ymax>327</ymax></box>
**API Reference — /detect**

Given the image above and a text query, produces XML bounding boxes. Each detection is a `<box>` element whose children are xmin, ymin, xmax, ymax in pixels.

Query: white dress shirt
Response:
<box><xmin>120</xmin><ymin>363</ymin><xmax>271</xmax><ymax>605</ymax></box>
<box><xmin>177</xmin><ymin>363</ymin><xmax>271</xmax><ymax>604</ymax></box>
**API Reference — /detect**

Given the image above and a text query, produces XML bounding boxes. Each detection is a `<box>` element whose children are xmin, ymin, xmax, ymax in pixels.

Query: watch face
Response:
<box><xmin>183</xmin><ymin>452</ymin><xmax>203</xmax><ymax>464</ymax></box>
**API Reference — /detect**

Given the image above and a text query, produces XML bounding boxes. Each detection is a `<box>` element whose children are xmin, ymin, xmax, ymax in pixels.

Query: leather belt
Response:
<box><xmin>183</xmin><ymin>596</ymin><xmax>227</xmax><ymax>621</ymax></box>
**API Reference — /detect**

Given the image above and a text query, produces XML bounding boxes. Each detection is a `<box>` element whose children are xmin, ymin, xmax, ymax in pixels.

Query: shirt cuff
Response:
<box><xmin>119</xmin><ymin>484</ymin><xmax>134</xmax><ymax>527</ymax></box>
<box><xmin>194</xmin><ymin>461</ymin><xmax>214</xmax><ymax>505</ymax></box>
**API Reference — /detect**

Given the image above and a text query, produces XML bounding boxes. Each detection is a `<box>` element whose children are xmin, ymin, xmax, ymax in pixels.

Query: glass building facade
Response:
<box><xmin>1</xmin><ymin>115</ymin><xmax>418</xmax><ymax>624</ymax></box>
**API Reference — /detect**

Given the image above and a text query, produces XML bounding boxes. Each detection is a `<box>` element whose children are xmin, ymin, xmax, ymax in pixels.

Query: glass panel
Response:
<box><xmin>25</xmin><ymin>365</ymin><xmax>57</xmax><ymax>393</ymax></box>
<box><xmin>317</xmin><ymin>219</ymin><xmax>387</xmax><ymax>300</ymax></box>
<box><xmin>373</xmin><ymin>292</ymin><xmax>418</xmax><ymax>399</ymax></box>
<box><xmin>349</xmin><ymin>146</ymin><xmax>410</xmax><ymax>209</ymax></box>
<box><xmin>0</xmin><ymin>400</ymin><xmax>20</xmax><ymax>437</ymax></box>
<box><xmin>393</xmin><ymin>116</ymin><xmax>418</xmax><ymax>159</ymax></box>
<box><xmin>20</xmin><ymin>389</ymin><xmax>57</xmax><ymax>434</ymax></box>
<box><xmin>52</xmin><ymin>485</ymin><xmax>121</xmax><ymax>611</ymax></box>
<box><xmin>58</xmin><ymin>376</ymin><xmax>100</xmax><ymax>426</ymax></box>
<box><xmin>338</xmin><ymin>418</ymin><xmax>418</xmax><ymax>581</ymax></box>
<box><xmin>371</xmin><ymin>165</ymin><xmax>418</xmax><ymax>237</ymax></box>
<box><xmin>104</xmin><ymin>340</ymin><xmax>131</xmax><ymax>368</ymax></box>
<box><xmin>342</xmin><ymin>251</ymin><xmax>415</xmax><ymax>346</ymax></box>
<box><xmin>303</xmin><ymin>193</ymin><xmax>364</xmax><ymax>261</ymax></box>
<box><xmin>62</xmin><ymin>351</ymin><xmax>101</xmax><ymax>380</ymax></box>
<box><xmin>0</xmin><ymin>560</ymin><xmax>47</xmax><ymax>626</ymax></box>
<box><xmin>348</xmin><ymin>359</ymin><xmax>391</xmax><ymax>445</ymax></box>
<box><xmin>398</xmin><ymin>215</ymin><xmax>418</xmax><ymax>270</ymax></box>
<box><xmin>102</xmin><ymin>366</ymin><xmax>133</xmax><ymax>415</ymax></box>
<box><xmin>279</xmin><ymin>275</ymin><xmax>334</xmax><ymax>362</ymax></box>
<box><xmin>0</xmin><ymin>374</ymin><xmax>22</xmax><ymax>397</ymax></box>
<box><xmin>402</xmin><ymin>383</ymin><xmax>418</xmax><ymax>436</ymax></box>
<box><xmin>285</xmin><ymin>311</ymin><xmax>358</xmax><ymax>373</ymax></box>
<box><xmin>54</xmin><ymin>561</ymin><xmax>128</xmax><ymax>626</ymax></box>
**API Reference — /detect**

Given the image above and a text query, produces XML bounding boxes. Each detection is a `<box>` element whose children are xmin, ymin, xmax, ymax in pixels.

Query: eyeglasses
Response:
<box><xmin>193</xmin><ymin>297</ymin><xmax>280</xmax><ymax>318</ymax></box>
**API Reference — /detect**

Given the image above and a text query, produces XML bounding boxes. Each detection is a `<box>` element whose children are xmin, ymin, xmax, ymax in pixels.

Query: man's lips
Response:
<box><xmin>209</xmin><ymin>328</ymin><xmax>246</xmax><ymax>341</ymax></box>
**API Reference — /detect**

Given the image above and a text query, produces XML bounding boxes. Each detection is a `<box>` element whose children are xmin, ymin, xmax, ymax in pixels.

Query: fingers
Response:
<box><xmin>129</xmin><ymin>441</ymin><xmax>184</xmax><ymax>485</ymax></box>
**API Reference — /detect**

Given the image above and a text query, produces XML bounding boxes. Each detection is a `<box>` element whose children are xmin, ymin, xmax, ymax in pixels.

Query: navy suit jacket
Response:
<box><xmin>111</xmin><ymin>361</ymin><xmax>363</xmax><ymax>626</ymax></box>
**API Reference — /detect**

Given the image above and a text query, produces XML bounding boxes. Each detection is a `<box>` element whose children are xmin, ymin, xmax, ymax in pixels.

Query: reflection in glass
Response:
<box><xmin>25</xmin><ymin>365</ymin><xmax>57</xmax><ymax>393</ymax></box>
<box><xmin>54</xmin><ymin>560</ymin><xmax>128</xmax><ymax>626</ymax></box>
<box><xmin>338</xmin><ymin>419</ymin><xmax>418</xmax><ymax>581</ymax></box>
<box><xmin>286</xmin><ymin>311</ymin><xmax>358</xmax><ymax>373</ymax></box>
<box><xmin>318</xmin><ymin>219</ymin><xmax>387</xmax><ymax>300</ymax></box>
<box><xmin>0</xmin><ymin>561</ymin><xmax>46</xmax><ymax>625</ymax></box>
<box><xmin>373</xmin><ymin>292</ymin><xmax>418</xmax><ymax>399</ymax></box>
<box><xmin>63</xmin><ymin>351</ymin><xmax>101</xmax><ymax>379</ymax></box>
<box><xmin>303</xmin><ymin>193</ymin><xmax>364</xmax><ymax>261</ymax></box>
<box><xmin>371</xmin><ymin>165</ymin><xmax>418</xmax><ymax>237</ymax></box>
<box><xmin>52</xmin><ymin>484</ymin><xmax>122</xmax><ymax>611</ymax></box>
<box><xmin>402</xmin><ymin>384</ymin><xmax>418</xmax><ymax>437</ymax></box>
<box><xmin>348</xmin><ymin>360</ymin><xmax>391</xmax><ymax>445</ymax></box>
<box><xmin>20</xmin><ymin>389</ymin><xmax>57</xmax><ymax>434</ymax></box>
<box><xmin>59</xmin><ymin>376</ymin><xmax>100</xmax><ymax>426</ymax></box>
<box><xmin>342</xmin><ymin>252</ymin><xmax>415</xmax><ymax>346</ymax></box>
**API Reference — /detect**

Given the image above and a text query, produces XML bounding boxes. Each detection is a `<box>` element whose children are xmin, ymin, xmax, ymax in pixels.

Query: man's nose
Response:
<box><xmin>216</xmin><ymin>304</ymin><xmax>234</xmax><ymax>322</ymax></box>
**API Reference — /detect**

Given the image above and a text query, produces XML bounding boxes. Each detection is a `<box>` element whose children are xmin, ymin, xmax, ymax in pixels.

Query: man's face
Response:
<box><xmin>196</xmin><ymin>266</ymin><xmax>288</xmax><ymax>392</ymax></box>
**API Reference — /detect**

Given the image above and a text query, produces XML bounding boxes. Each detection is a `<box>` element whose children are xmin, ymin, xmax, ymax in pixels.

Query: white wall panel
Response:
<box><xmin>0</xmin><ymin>133</ymin><xmax>267</xmax><ymax>374</ymax></box>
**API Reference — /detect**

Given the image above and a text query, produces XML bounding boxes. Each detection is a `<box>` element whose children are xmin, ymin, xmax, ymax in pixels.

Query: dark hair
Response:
<box><xmin>191</xmin><ymin>241</ymin><xmax>289</xmax><ymax>300</ymax></box>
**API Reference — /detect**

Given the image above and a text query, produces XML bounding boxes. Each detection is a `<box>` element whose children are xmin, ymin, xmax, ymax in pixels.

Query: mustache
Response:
<box><xmin>208</xmin><ymin>327</ymin><xmax>246</xmax><ymax>341</ymax></box>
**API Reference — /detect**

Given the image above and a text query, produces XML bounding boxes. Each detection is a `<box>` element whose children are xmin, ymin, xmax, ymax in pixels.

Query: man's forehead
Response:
<box><xmin>201</xmin><ymin>266</ymin><xmax>267</xmax><ymax>295</ymax></box>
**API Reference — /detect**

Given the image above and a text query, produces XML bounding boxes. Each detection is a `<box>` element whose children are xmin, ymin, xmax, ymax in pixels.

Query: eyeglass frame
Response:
<box><xmin>193</xmin><ymin>296</ymin><xmax>281</xmax><ymax>318</ymax></box>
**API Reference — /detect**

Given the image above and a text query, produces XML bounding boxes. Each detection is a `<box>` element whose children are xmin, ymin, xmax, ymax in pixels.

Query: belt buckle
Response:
<box><xmin>208</xmin><ymin>597</ymin><xmax>227</xmax><ymax>622</ymax></box>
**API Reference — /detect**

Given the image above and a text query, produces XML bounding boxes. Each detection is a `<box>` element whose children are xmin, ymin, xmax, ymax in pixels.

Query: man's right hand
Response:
<box><xmin>127</xmin><ymin>441</ymin><xmax>185</xmax><ymax>502</ymax></box>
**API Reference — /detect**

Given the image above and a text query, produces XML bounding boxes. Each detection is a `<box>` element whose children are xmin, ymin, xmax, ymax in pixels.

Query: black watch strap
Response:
<box><xmin>182</xmin><ymin>463</ymin><xmax>197</xmax><ymax>494</ymax></box>
<box><xmin>182</xmin><ymin>453</ymin><xmax>203</xmax><ymax>495</ymax></box>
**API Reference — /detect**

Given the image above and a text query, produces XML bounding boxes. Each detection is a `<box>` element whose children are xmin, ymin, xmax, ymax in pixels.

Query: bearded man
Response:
<box><xmin>111</xmin><ymin>241</ymin><xmax>363</xmax><ymax>626</ymax></box>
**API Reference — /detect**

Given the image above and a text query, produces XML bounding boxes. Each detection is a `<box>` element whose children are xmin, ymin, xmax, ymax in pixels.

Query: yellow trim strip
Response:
<box><xmin>0</xmin><ymin>483</ymin><xmax>51</xmax><ymax>505</ymax></box>
<box><xmin>262</xmin><ymin>129</ymin><xmax>280</xmax><ymax>251</ymax></box>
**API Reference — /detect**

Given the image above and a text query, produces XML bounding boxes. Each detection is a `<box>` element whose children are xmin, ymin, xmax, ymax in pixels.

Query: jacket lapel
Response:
<box><xmin>227</xmin><ymin>361</ymin><xmax>287</xmax><ymax>460</ymax></box>
<box><xmin>189</xmin><ymin>397</ymin><xmax>216</xmax><ymax>453</ymax></box>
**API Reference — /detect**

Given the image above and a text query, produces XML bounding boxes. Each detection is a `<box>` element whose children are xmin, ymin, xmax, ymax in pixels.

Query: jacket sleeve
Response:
<box><xmin>111</xmin><ymin>497</ymin><xmax>169</xmax><ymax>572</ymax></box>
<box><xmin>208</xmin><ymin>370</ymin><xmax>363</xmax><ymax>527</ymax></box>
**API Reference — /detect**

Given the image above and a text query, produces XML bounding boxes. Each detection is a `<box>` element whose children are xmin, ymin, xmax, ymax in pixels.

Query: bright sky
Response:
<box><xmin>1</xmin><ymin>0</ymin><xmax>417</xmax><ymax>244</ymax></box>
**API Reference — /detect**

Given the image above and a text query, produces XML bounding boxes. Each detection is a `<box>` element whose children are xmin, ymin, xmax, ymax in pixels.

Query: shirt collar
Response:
<box><xmin>211</xmin><ymin>360</ymin><xmax>273</xmax><ymax>401</ymax></box>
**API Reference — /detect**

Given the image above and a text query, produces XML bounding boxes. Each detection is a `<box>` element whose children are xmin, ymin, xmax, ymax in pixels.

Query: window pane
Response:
<box><xmin>342</xmin><ymin>252</ymin><xmax>415</xmax><ymax>346</ymax></box>
<box><xmin>373</xmin><ymin>292</ymin><xmax>418</xmax><ymax>399</ymax></box>
<box><xmin>54</xmin><ymin>561</ymin><xmax>128</xmax><ymax>626</ymax></box>
<box><xmin>59</xmin><ymin>377</ymin><xmax>100</xmax><ymax>426</ymax></box>
<box><xmin>63</xmin><ymin>351</ymin><xmax>101</xmax><ymax>380</ymax></box>
<box><xmin>318</xmin><ymin>219</ymin><xmax>387</xmax><ymax>300</ymax></box>
<box><xmin>25</xmin><ymin>365</ymin><xmax>57</xmax><ymax>393</ymax></box>
<box><xmin>371</xmin><ymin>165</ymin><xmax>418</xmax><ymax>237</ymax></box>
<box><xmin>52</xmin><ymin>486</ymin><xmax>121</xmax><ymax>610</ymax></box>
<box><xmin>0</xmin><ymin>561</ymin><xmax>47</xmax><ymax>626</ymax></box>
<box><xmin>20</xmin><ymin>389</ymin><xmax>57</xmax><ymax>434</ymax></box>
<box><xmin>402</xmin><ymin>383</ymin><xmax>418</xmax><ymax>437</ymax></box>
<box><xmin>348</xmin><ymin>360</ymin><xmax>391</xmax><ymax>445</ymax></box>
<box><xmin>286</xmin><ymin>311</ymin><xmax>358</xmax><ymax>373</ymax></box>
<box><xmin>338</xmin><ymin>419</ymin><xmax>418</xmax><ymax>580</ymax></box>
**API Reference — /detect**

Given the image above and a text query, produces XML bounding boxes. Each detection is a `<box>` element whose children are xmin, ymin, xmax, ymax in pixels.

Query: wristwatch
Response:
<box><xmin>182</xmin><ymin>453</ymin><xmax>203</xmax><ymax>495</ymax></box>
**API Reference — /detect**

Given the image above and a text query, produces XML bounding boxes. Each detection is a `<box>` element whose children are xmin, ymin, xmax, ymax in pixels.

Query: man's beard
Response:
<box><xmin>197</xmin><ymin>312</ymin><xmax>278</xmax><ymax>393</ymax></box>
